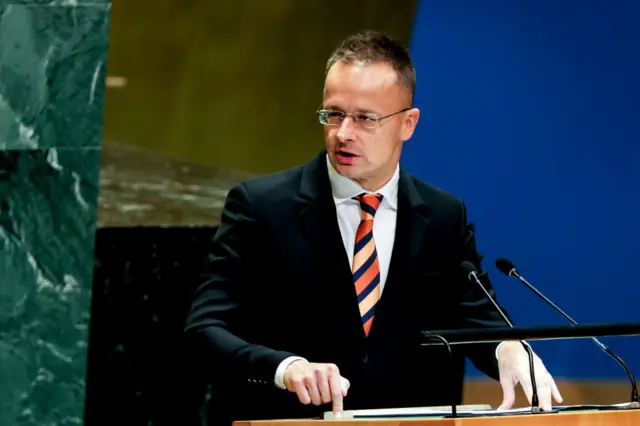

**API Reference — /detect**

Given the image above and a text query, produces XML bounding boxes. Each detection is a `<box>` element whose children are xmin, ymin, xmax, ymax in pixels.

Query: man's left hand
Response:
<box><xmin>497</xmin><ymin>341</ymin><xmax>563</xmax><ymax>411</ymax></box>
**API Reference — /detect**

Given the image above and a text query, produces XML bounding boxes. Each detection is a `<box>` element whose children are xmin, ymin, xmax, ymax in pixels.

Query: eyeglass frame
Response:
<box><xmin>316</xmin><ymin>106</ymin><xmax>411</xmax><ymax>130</ymax></box>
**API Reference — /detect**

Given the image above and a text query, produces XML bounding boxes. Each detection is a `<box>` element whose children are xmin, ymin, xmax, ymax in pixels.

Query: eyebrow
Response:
<box><xmin>353</xmin><ymin>108</ymin><xmax>378</xmax><ymax>115</ymax></box>
<box><xmin>322</xmin><ymin>104</ymin><xmax>343</xmax><ymax>111</ymax></box>
<box><xmin>322</xmin><ymin>104</ymin><xmax>379</xmax><ymax>115</ymax></box>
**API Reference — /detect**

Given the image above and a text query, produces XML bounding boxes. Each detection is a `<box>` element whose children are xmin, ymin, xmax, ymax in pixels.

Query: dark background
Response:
<box><xmin>85</xmin><ymin>227</ymin><xmax>215</xmax><ymax>426</ymax></box>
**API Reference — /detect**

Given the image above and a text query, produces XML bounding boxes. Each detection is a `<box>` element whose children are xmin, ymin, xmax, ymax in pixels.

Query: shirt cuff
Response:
<box><xmin>274</xmin><ymin>356</ymin><xmax>307</xmax><ymax>389</ymax></box>
<box><xmin>495</xmin><ymin>340</ymin><xmax>530</xmax><ymax>359</ymax></box>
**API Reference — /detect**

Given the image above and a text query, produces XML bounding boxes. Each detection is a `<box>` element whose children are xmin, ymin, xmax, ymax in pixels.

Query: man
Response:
<box><xmin>184</xmin><ymin>31</ymin><xmax>562</xmax><ymax>425</ymax></box>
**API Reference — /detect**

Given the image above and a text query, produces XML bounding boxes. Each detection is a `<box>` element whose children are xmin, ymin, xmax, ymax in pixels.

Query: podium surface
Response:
<box><xmin>234</xmin><ymin>410</ymin><xmax>640</xmax><ymax>426</ymax></box>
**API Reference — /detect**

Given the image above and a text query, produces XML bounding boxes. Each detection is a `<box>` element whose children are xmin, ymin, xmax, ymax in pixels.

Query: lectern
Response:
<box><xmin>234</xmin><ymin>410</ymin><xmax>640</xmax><ymax>426</ymax></box>
<box><xmin>234</xmin><ymin>323</ymin><xmax>640</xmax><ymax>426</ymax></box>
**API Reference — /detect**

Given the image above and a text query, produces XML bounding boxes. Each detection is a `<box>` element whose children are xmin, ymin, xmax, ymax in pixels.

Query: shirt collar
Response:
<box><xmin>326</xmin><ymin>154</ymin><xmax>399</xmax><ymax>210</ymax></box>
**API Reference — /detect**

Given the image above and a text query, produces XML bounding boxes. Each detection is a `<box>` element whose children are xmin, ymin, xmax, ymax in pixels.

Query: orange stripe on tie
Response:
<box><xmin>352</xmin><ymin>193</ymin><xmax>384</xmax><ymax>337</ymax></box>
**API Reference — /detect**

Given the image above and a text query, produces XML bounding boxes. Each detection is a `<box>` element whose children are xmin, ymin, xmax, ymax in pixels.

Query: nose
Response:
<box><xmin>336</xmin><ymin>116</ymin><xmax>357</xmax><ymax>142</ymax></box>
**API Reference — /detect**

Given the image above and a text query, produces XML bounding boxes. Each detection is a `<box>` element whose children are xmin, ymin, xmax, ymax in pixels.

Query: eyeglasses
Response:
<box><xmin>317</xmin><ymin>107</ymin><xmax>411</xmax><ymax>130</ymax></box>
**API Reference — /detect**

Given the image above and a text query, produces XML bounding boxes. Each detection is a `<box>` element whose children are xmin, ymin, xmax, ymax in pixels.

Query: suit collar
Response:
<box><xmin>396</xmin><ymin>168</ymin><xmax>430</xmax><ymax>262</ymax></box>
<box><xmin>397</xmin><ymin>167</ymin><xmax>430</xmax><ymax>221</ymax></box>
<box><xmin>299</xmin><ymin>151</ymin><xmax>331</xmax><ymax>203</ymax></box>
<box><xmin>297</xmin><ymin>149</ymin><xmax>431</xmax><ymax>266</ymax></box>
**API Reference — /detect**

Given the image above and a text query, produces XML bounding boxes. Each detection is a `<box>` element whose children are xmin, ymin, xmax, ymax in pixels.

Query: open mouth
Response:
<box><xmin>336</xmin><ymin>150</ymin><xmax>359</xmax><ymax>164</ymax></box>
<box><xmin>337</xmin><ymin>150</ymin><xmax>357</xmax><ymax>158</ymax></box>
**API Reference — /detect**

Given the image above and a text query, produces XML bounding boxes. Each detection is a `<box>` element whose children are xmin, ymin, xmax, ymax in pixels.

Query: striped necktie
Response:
<box><xmin>352</xmin><ymin>193</ymin><xmax>383</xmax><ymax>337</ymax></box>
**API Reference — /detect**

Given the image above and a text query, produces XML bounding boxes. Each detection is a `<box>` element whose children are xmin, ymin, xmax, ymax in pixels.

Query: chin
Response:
<box><xmin>336</xmin><ymin>165</ymin><xmax>364</xmax><ymax>181</ymax></box>
<box><xmin>330</xmin><ymin>153</ymin><xmax>364</xmax><ymax>177</ymax></box>
<box><xmin>333</xmin><ymin>161</ymin><xmax>354</xmax><ymax>173</ymax></box>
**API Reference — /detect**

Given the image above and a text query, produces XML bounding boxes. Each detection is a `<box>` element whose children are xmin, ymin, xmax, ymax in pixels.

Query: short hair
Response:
<box><xmin>325</xmin><ymin>30</ymin><xmax>416</xmax><ymax>104</ymax></box>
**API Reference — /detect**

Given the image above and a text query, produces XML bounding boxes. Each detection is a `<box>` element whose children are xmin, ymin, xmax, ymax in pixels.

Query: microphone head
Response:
<box><xmin>460</xmin><ymin>261</ymin><xmax>478</xmax><ymax>278</ymax></box>
<box><xmin>495</xmin><ymin>257</ymin><xmax>517</xmax><ymax>276</ymax></box>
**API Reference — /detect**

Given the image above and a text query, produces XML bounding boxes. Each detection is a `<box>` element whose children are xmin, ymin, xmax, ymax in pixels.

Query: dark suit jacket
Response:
<box><xmin>184</xmin><ymin>151</ymin><xmax>511</xmax><ymax>425</ymax></box>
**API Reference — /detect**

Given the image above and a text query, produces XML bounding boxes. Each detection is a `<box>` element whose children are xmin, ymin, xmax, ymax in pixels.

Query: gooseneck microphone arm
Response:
<box><xmin>460</xmin><ymin>261</ymin><xmax>541</xmax><ymax>412</ymax></box>
<box><xmin>496</xmin><ymin>257</ymin><xmax>639</xmax><ymax>405</ymax></box>
<box><xmin>421</xmin><ymin>334</ymin><xmax>456</xmax><ymax>418</ymax></box>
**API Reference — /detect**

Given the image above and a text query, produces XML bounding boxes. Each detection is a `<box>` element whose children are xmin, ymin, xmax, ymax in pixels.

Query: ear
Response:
<box><xmin>401</xmin><ymin>108</ymin><xmax>420</xmax><ymax>141</ymax></box>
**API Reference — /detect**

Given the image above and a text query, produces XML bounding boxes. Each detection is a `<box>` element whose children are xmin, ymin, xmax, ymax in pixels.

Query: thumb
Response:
<box><xmin>498</xmin><ymin>377</ymin><xmax>516</xmax><ymax>410</ymax></box>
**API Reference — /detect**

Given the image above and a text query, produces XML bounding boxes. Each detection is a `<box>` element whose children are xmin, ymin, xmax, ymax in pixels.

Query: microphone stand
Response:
<box><xmin>421</xmin><ymin>322</ymin><xmax>640</xmax><ymax>415</ymax></box>
<box><xmin>420</xmin><ymin>334</ymin><xmax>456</xmax><ymax>418</ymax></box>
<box><xmin>520</xmin><ymin>343</ymin><xmax>540</xmax><ymax>412</ymax></box>
<box><xmin>468</xmin><ymin>270</ymin><xmax>541</xmax><ymax>413</ymax></box>
<box><xmin>507</xmin><ymin>268</ymin><xmax>639</xmax><ymax>406</ymax></box>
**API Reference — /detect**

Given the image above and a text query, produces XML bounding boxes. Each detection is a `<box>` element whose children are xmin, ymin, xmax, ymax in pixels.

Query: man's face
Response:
<box><xmin>322</xmin><ymin>61</ymin><xmax>420</xmax><ymax>190</ymax></box>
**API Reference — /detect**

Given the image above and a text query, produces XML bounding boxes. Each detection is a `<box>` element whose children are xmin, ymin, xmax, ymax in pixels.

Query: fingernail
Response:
<box><xmin>334</xmin><ymin>412</ymin><xmax>343</xmax><ymax>419</ymax></box>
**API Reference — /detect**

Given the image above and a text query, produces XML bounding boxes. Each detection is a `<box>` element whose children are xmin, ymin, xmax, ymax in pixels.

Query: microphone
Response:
<box><xmin>460</xmin><ymin>261</ymin><xmax>541</xmax><ymax>412</ymax></box>
<box><xmin>495</xmin><ymin>257</ymin><xmax>639</xmax><ymax>405</ymax></box>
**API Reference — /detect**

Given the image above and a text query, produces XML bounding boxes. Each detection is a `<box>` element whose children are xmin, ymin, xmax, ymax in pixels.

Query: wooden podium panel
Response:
<box><xmin>234</xmin><ymin>410</ymin><xmax>640</xmax><ymax>426</ymax></box>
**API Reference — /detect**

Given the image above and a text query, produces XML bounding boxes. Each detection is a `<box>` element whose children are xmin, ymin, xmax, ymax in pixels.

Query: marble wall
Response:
<box><xmin>0</xmin><ymin>1</ymin><xmax>111</xmax><ymax>425</ymax></box>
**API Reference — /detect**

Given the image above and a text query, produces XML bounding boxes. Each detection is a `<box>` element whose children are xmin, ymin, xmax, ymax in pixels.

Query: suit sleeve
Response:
<box><xmin>455</xmin><ymin>200</ymin><xmax>512</xmax><ymax>380</ymax></box>
<box><xmin>184</xmin><ymin>183</ymin><xmax>298</xmax><ymax>385</ymax></box>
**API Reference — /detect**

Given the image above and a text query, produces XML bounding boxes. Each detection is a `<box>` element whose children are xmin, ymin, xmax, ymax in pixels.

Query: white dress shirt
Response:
<box><xmin>273</xmin><ymin>155</ymin><xmax>507</xmax><ymax>389</ymax></box>
<box><xmin>328</xmin><ymin>155</ymin><xmax>400</xmax><ymax>294</ymax></box>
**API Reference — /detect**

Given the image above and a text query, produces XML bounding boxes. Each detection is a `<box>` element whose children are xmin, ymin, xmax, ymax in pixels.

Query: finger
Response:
<box><xmin>340</xmin><ymin>377</ymin><xmax>350</xmax><ymax>397</ymax></box>
<box><xmin>327</xmin><ymin>371</ymin><xmax>344</xmax><ymax>418</ymax></box>
<box><xmin>498</xmin><ymin>375</ymin><xmax>516</xmax><ymax>410</ymax></box>
<box><xmin>292</xmin><ymin>378</ymin><xmax>311</xmax><ymax>405</ymax></box>
<box><xmin>551</xmin><ymin>379</ymin><xmax>563</xmax><ymax>404</ymax></box>
<box><xmin>303</xmin><ymin>375</ymin><xmax>322</xmax><ymax>406</ymax></box>
<box><xmin>315</xmin><ymin>368</ymin><xmax>332</xmax><ymax>404</ymax></box>
<box><xmin>519</xmin><ymin>373</ymin><xmax>534</xmax><ymax>404</ymax></box>
<box><xmin>537</xmin><ymin>382</ymin><xmax>553</xmax><ymax>412</ymax></box>
<box><xmin>327</xmin><ymin>367</ymin><xmax>343</xmax><ymax>401</ymax></box>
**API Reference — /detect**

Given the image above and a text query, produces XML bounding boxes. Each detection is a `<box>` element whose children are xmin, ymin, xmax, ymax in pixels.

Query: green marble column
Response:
<box><xmin>0</xmin><ymin>1</ymin><xmax>110</xmax><ymax>425</ymax></box>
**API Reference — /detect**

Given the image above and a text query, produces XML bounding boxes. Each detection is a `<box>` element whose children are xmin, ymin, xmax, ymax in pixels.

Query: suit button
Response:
<box><xmin>362</xmin><ymin>353</ymin><xmax>368</xmax><ymax>364</ymax></box>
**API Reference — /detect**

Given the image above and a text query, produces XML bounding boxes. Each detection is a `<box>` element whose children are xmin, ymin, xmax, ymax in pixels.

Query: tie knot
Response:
<box><xmin>355</xmin><ymin>193</ymin><xmax>383</xmax><ymax>220</ymax></box>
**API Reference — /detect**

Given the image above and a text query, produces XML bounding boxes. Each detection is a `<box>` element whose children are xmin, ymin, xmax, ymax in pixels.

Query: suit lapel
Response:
<box><xmin>396</xmin><ymin>170</ymin><xmax>431</xmax><ymax>268</ymax></box>
<box><xmin>295</xmin><ymin>155</ymin><xmax>432</xmax><ymax>341</ymax></box>
<box><xmin>297</xmin><ymin>152</ymin><xmax>365</xmax><ymax>340</ymax></box>
<box><xmin>368</xmin><ymin>170</ymin><xmax>431</xmax><ymax>337</ymax></box>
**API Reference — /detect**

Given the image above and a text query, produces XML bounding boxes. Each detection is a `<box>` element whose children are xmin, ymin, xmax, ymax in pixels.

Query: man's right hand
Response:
<box><xmin>282</xmin><ymin>360</ymin><xmax>350</xmax><ymax>418</ymax></box>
